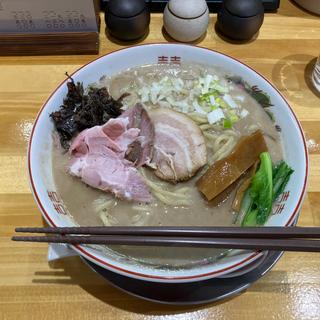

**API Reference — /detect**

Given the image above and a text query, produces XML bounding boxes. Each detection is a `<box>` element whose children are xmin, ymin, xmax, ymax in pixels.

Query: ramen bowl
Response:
<box><xmin>28</xmin><ymin>44</ymin><xmax>308</xmax><ymax>283</ymax></box>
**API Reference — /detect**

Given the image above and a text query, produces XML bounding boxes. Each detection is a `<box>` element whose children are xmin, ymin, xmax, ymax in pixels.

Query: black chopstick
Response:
<box><xmin>14</xmin><ymin>226</ymin><xmax>320</xmax><ymax>238</ymax></box>
<box><xmin>11</xmin><ymin>234</ymin><xmax>320</xmax><ymax>252</ymax></box>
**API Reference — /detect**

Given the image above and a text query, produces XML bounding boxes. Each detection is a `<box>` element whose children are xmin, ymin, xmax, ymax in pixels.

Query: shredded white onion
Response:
<box><xmin>240</xmin><ymin>109</ymin><xmax>249</xmax><ymax>118</ymax></box>
<box><xmin>132</xmin><ymin>72</ymin><xmax>248</xmax><ymax>128</ymax></box>
<box><xmin>223</xmin><ymin>94</ymin><xmax>238</xmax><ymax>109</ymax></box>
<box><xmin>193</xmin><ymin>100</ymin><xmax>206</xmax><ymax>115</ymax></box>
<box><xmin>207</xmin><ymin>109</ymin><xmax>225</xmax><ymax>124</ymax></box>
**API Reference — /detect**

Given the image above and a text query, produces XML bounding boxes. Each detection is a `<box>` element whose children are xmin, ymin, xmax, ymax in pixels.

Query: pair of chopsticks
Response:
<box><xmin>12</xmin><ymin>226</ymin><xmax>320</xmax><ymax>252</ymax></box>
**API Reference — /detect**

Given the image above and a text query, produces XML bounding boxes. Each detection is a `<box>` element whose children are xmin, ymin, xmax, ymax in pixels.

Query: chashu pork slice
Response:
<box><xmin>68</xmin><ymin>117</ymin><xmax>152</xmax><ymax>203</ymax></box>
<box><xmin>120</xmin><ymin>103</ymin><xmax>154</xmax><ymax>167</ymax></box>
<box><xmin>149</xmin><ymin>108</ymin><xmax>207</xmax><ymax>182</ymax></box>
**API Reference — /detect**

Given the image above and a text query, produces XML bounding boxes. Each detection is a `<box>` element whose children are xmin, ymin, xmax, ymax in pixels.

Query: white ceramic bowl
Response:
<box><xmin>28</xmin><ymin>44</ymin><xmax>308</xmax><ymax>283</ymax></box>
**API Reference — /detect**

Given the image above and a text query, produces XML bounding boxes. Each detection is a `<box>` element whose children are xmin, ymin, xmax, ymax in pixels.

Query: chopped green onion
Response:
<box><xmin>211</xmin><ymin>81</ymin><xmax>229</xmax><ymax>93</ymax></box>
<box><xmin>223</xmin><ymin>118</ymin><xmax>232</xmax><ymax>129</ymax></box>
<box><xmin>215</xmin><ymin>97</ymin><xmax>228</xmax><ymax>109</ymax></box>
<box><xmin>229</xmin><ymin>113</ymin><xmax>239</xmax><ymax>124</ymax></box>
<box><xmin>199</xmin><ymin>90</ymin><xmax>219</xmax><ymax>103</ymax></box>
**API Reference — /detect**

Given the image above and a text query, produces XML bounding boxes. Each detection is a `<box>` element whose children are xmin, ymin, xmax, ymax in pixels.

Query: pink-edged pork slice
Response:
<box><xmin>68</xmin><ymin>117</ymin><xmax>152</xmax><ymax>203</ymax></box>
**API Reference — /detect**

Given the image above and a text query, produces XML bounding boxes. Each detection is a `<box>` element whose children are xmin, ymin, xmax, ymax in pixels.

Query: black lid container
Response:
<box><xmin>105</xmin><ymin>0</ymin><xmax>150</xmax><ymax>41</ymax></box>
<box><xmin>217</xmin><ymin>0</ymin><xmax>264</xmax><ymax>41</ymax></box>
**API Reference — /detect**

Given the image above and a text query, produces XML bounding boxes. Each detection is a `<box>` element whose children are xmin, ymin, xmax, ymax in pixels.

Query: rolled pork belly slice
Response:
<box><xmin>148</xmin><ymin>108</ymin><xmax>207</xmax><ymax>183</ymax></box>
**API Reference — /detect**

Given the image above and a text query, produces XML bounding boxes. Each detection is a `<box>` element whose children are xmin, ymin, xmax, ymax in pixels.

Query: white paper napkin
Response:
<box><xmin>47</xmin><ymin>243</ymin><xmax>78</xmax><ymax>262</ymax></box>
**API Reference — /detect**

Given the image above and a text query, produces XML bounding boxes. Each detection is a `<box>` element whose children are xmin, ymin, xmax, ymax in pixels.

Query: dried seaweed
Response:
<box><xmin>50</xmin><ymin>73</ymin><xmax>127</xmax><ymax>149</ymax></box>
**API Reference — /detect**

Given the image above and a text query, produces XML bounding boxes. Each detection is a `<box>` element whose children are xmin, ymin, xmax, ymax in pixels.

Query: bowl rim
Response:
<box><xmin>28</xmin><ymin>43</ymin><xmax>309</xmax><ymax>282</ymax></box>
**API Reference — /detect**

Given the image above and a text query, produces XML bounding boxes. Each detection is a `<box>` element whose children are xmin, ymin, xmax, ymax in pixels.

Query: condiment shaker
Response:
<box><xmin>163</xmin><ymin>0</ymin><xmax>209</xmax><ymax>42</ymax></box>
<box><xmin>217</xmin><ymin>0</ymin><xmax>264</xmax><ymax>41</ymax></box>
<box><xmin>105</xmin><ymin>0</ymin><xmax>150</xmax><ymax>41</ymax></box>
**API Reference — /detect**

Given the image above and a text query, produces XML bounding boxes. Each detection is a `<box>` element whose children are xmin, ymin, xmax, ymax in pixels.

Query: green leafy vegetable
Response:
<box><xmin>241</xmin><ymin>152</ymin><xmax>273</xmax><ymax>226</ymax></box>
<box><xmin>240</xmin><ymin>153</ymin><xmax>294</xmax><ymax>226</ymax></box>
<box><xmin>226</xmin><ymin>76</ymin><xmax>273</xmax><ymax>109</ymax></box>
<box><xmin>273</xmin><ymin>161</ymin><xmax>294</xmax><ymax>201</ymax></box>
<box><xmin>250</xmin><ymin>152</ymin><xmax>273</xmax><ymax>225</ymax></box>
<box><xmin>242</xmin><ymin>209</ymin><xmax>258</xmax><ymax>226</ymax></box>
<box><xmin>251</xmin><ymin>86</ymin><xmax>272</xmax><ymax>109</ymax></box>
<box><xmin>264</xmin><ymin>110</ymin><xmax>275</xmax><ymax>122</ymax></box>
<box><xmin>236</xmin><ymin>188</ymin><xmax>253</xmax><ymax>225</ymax></box>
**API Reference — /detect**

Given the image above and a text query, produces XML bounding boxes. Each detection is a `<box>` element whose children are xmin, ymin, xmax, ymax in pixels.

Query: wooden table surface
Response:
<box><xmin>1</xmin><ymin>1</ymin><xmax>320</xmax><ymax>319</ymax></box>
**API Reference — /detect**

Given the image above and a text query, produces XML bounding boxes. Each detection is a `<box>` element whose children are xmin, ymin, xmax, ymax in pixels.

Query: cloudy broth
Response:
<box><xmin>52</xmin><ymin>63</ymin><xmax>284</xmax><ymax>266</ymax></box>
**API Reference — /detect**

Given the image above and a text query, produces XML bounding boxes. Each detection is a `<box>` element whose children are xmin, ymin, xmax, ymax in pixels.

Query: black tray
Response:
<box><xmin>100</xmin><ymin>1</ymin><xmax>280</xmax><ymax>12</ymax></box>
<box><xmin>83</xmin><ymin>250</ymin><xmax>283</xmax><ymax>305</ymax></box>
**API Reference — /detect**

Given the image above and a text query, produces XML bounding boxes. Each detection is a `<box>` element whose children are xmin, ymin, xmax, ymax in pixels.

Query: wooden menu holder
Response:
<box><xmin>0</xmin><ymin>0</ymin><xmax>100</xmax><ymax>55</ymax></box>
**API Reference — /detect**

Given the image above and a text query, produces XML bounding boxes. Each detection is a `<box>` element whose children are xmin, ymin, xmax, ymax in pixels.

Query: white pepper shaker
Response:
<box><xmin>163</xmin><ymin>0</ymin><xmax>209</xmax><ymax>42</ymax></box>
